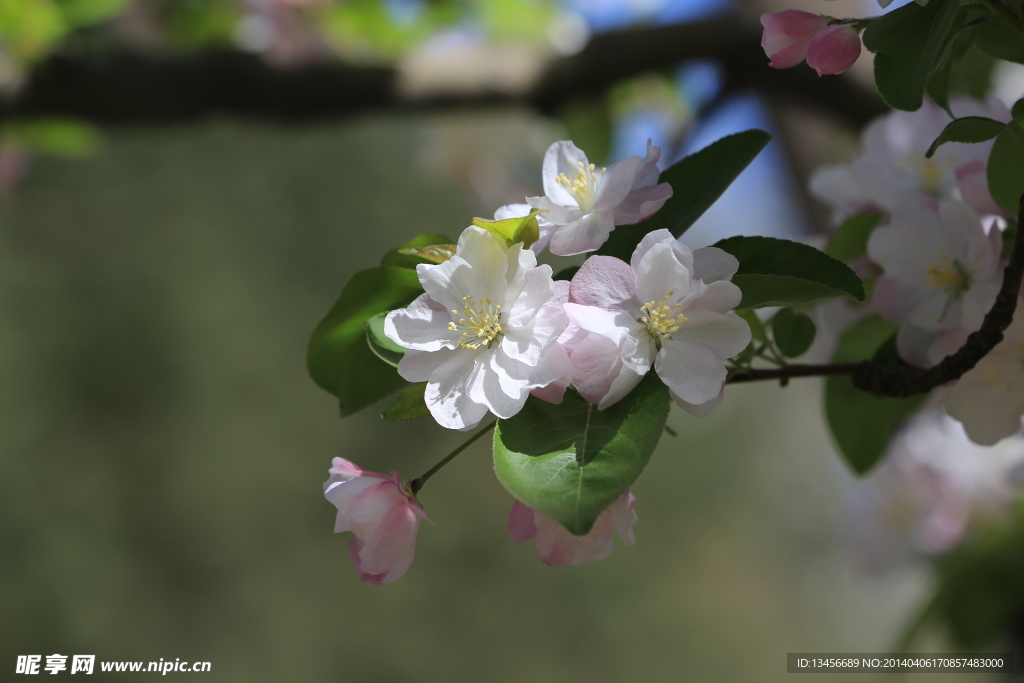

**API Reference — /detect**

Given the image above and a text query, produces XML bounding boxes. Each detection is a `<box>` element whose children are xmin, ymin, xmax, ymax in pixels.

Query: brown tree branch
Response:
<box><xmin>0</xmin><ymin>17</ymin><xmax>886</xmax><ymax>127</ymax></box>
<box><xmin>727</xmin><ymin>195</ymin><xmax>1024</xmax><ymax>396</ymax></box>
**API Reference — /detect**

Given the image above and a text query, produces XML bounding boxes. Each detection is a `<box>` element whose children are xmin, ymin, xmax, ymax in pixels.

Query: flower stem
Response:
<box><xmin>409</xmin><ymin>420</ymin><xmax>497</xmax><ymax>494</ymax></box>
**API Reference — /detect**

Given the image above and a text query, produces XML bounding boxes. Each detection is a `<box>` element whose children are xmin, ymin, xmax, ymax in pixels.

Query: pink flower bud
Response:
<box><xmin>507</xmin><ymin>491</ymin><xmax>637</xmax><ymax>567</ymax></box>
<box><xmin>760</xmin><ymin>10</ymin><xmax>829</xmax><ymax>69</ymax></box>
<box><xmin>324</xmin><ymin>460</ymin><xmax>434</xmax><ymax>585</ymax></box>
<box><xmin>806</xmin><ymin>24</ymin><xmax>862</xmax><ymax>76</ymax></box>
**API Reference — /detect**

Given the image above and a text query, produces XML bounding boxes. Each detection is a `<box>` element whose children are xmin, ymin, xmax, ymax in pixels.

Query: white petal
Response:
<box><xmin>635</xmin><ymin>241</ymin><xmax>693</xmax><ymax>306</ymax></box>
<box><xmin>691</xmin><ymin>247</ymin><xmax>739</xmax><ymax>283</ymax></box>
<box><xmin>569</xmin><ymin>255</ymin><xmax>638</xmax><ymax>308</ymax></box>
<box><xmin>548</xmin><ymin>210</ymin><xmax>617</xmax><ymax>256</ymax></box>
<box><xmin>672</xmin><ymin>384</ymin><xmax>724</xmax><ymax>417</ymax></box>
<box><xmin>424</xmin><ymin>350</ymin><xmax>490</xmax><ymax>430</ymax></box>
<box><xmin>654</xmin><ymin>341</ymin><xmax>726</xmax><ymax>405</ymax></box>
<box><xmin>680</xmin><ymin>280</ymin><xmax>742</xmax><ymax>314</ymax></box>
<box><xmin>669</xmin><ymin>311</ymin><xmax>751</xmax><ymax>360</ymax></box>
<box><xmin>397</xmin><ymin>348</ymin><xmax>457</xmax><ymax>382</ymax></box>
<box><xmin>593</xmin><ymin>155</ymin><xmax>643</xmax><ymax>212</ymax></box>
<box><xmin>564</xmin><ymin>303</ymin><xmax>635</xmax><ymax>346</ymax></box>
<box><xmin>541</xmin><ymin>140</ymin><xmax>589</xmax><ymax>208</ymax></box>
<box><xmin>384</xmin><ymin>307</ymin><xmax>457</xmax><ymax>352</ymax></box>
<box><xmin>946</xmin><ymin>355</ymin><xmax>1024</xmax><ymax>446</ymax></box>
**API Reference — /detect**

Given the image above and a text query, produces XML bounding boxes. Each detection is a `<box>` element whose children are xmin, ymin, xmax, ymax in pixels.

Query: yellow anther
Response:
<box><xmin>638</xmin><ymin>295</ymin><xmax>689</xmax><ymax>340</ymax></box>
<box><xmin>924</xmin><ymin>258</ymin><xmax>970</xmax><ymax>291</ymax></box>
<box><xmin>447</xmin><ymin>293</ymin><xmax>505</xmax><ymax>350</ymax></box>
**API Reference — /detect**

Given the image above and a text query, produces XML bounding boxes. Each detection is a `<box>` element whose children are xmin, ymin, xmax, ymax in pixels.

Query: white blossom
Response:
<box><xmin>525</xmin><ymin>140</ymin><xmax>672</xmax><ymax>256</ymax></box>
<box><xmin>384</xmin><ymin>226</ymin><xmax>569</xmax><ymax>430</ymax></box>
<box><xmin>563</xmin><ymin>229</ymin><xmax>750</xmax><ymax>411</ymax></box>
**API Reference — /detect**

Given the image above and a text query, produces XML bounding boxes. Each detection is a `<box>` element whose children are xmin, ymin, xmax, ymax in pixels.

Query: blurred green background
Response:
<box><xmin>0</xmin><ymin>116</ymin><xmax>967</xmax><ymax>682</ymax></box>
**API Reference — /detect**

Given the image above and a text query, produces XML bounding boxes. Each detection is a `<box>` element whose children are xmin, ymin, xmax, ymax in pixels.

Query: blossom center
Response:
<box><xmin>924</xmin><ymin>258</ymin><xmax>970</xmax><ymax>292</ymax></box>
<box><xmin>639</xmin><ymin>292</ymin><xmax>688</xmax><ymax>341</ymax></box>
<box><xmin>904</xmin><ymin>151</ymin><xmax>953</xmax><ymax>192</ymax></box>
<box><xmin>447</xmin><ymin>295</ymin><xmax>503</xmax><ymax>350</ymax></box>
<box><xmin>555</xmin><ymin>161</ymin><xmax>606</xmax><ymax>212</ymax></box>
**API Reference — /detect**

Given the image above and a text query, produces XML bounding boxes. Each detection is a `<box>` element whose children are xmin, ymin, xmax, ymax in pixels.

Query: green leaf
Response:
<box><xmin>596</xmin><ymin>130</ymin><xmax>771</xmax><ymax>260</ymax></box>
<box><xmin>59</xmin><ymin>0</ymin><xmax>129</xmax><ymax>27</ymax></box>
<box><xmin>975</xmin><ymin>19</ymin><xmax>1024</xmax><ymax>65</ymax></box>
<box><xmin>925</xmin><ymin>116</ymin><xmax>1006</xmax><ymax>158</ymax></box>
<box><xmin>307</xmin><ymin>267</ymin><xmax>422</xmax><ymax>417</ymax></box>
<box><xmin>365</xmin><ymin>311</ymin><xmax>404</xmax><ymax>367</ymax></box>
<box><xmin>926</xmin><ymin>53</ymin><xmax>954</xmax><ymax>115</ymax></box>
<box><xmin>471</xmin><ymin>209</ymin><xmax>543</xmax><ymax>249</ymax></box>
<box><xmin>825</xmin><ymin>212</ymin><xmax>886</xmax><ymax>263</ymax></box>
<box><xmin>494</xmin><ymin>374</ymin><xmax>670</xmax><ymax>535</ymax></box>
<box><xmin>771</xmin><ymin>308</ymin><xmax>816</xmax><ymax>358</ymax></box>
<box><xmin>2</xmin><ymin>119</ymin><xmax>99</xmax><ymax>157</ymax></box>
<box><xmin>381</xmin><ymin>233</ymin><xmax>453</xmax><ymax>269</ymax></box>
<box><xmin>824</xmin><ymin>317</ymin><xmax>927</xmax><ymax>475</ymax></box>
<box><xmin>1013</xmin><ymin>99</ymin><xmax>1024</xmax><ymax>129</ymax></box>
<box><xmin>864</xmin><ymin>0</ymin><xmax>961</xmax><ymax>111</ymax></box>
<box><xmin>714</xmin><ymin>236</ymin><xmax>865</xmax><ymax>309</ymax></box>
<box><xmin>987</xmin><ymin>122</ymin><xmax>1024</xmax><ymax>214</ymax></box>
<box><xmin>381</xmin><ymin>383</ymin><xmax>430</xmax><ymax>421</ymax></box>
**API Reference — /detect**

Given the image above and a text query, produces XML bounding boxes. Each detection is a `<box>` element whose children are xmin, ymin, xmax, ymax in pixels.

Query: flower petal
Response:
<box><xmin>654</xmin><ymin>340</ymin><xmax>726</xmax><ymax>405</ymax></box>
<box><xmin>569</xmin><ymin>255</ymin><xmax>638</xmax><ymax>308</ymax></box>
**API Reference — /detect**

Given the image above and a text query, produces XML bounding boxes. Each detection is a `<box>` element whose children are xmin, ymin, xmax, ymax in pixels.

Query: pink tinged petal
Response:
<box><xmin>670</xmin><ymin>311</ymin><xmax>751</xmax><ymax>360</ymax></box>
<box><xmin>681</xmin><ymin>280</ymin><xmax>742</xmax><ymax>314</ymax></box>
<box><xmin>569</xmin><ymin>255</ymin><xmax>638</xmax><ymax>307</ymax></box>
<box><xmin>397</xmin><ymin>347</ymin><xmax>457</xmax><ymax>383</ymax></box>
<box><xmin>348</xmin><ymin>538</ymin><xmax>387</xmax><ymax>585</ymax></box>
<box><xmin>358</xmin><ymin>499</ymin><xmax>420</xmax><ymax>582</ymax></box>
<box><xmin>526</xmin><ymin>195</ymin><xmax>583</xmax><ymax>227</ymax></box>
<box><xmin>507</xmin><ymin>501</ymin><xmax>538</xmax><ymax>542</ymax></box>
<box><xmin>655</xmin><ymin>340</ymin><xmax>727</xmax><ymax>405</ymax></box>
<box><xmin>609</xmin><ymin>181</ymin><xmax>673</xmax><ymax>225</ymax></box>
<box><xmin>534</xmin><ymin>513</ymin><xmax>615</xmax><ymax>567</ymax></box>
<box><xmin>507</xmin><ymin>265</ymin><xmax>556</xmax><ymax>329</ymax></box>
<box><xmin>385</xmin><ymin>307</ymin><xmax>457</xmax><ymax>352</ymax></box>
<box><xmin>956</xmin><ymin>159</ymin><xmax>1010</xmax><ymax>217</ymax></box>
<box><xmin>569</xmin><ymin>333</ymin><xmax>644</xmax><ymax>407</ymax></box>
<box><xmin>326</xmin><ymin>477</ymin><xmax>390</xmax><ymax>534</ymax></box>
<box><xmin>873</xmin><ymin>276</ymin><xmax>930</xmax><ymax>324</ymax></box>
<box><xmin>630</xmin><ymin>229</ymin><xmax>692</xmax><ymax>273</ymax></box>
<box><xmin>806</xmin><ymin>24</ymin><xmax>861</xmax><ymax>76</ymax></box>
<box><xmin>926</xmin><ymin>328</ymin><xmax>968</xmax><ymax>366</ymax></box>
<box><xmin>564</xmin><ymin>303</ymin><xmax>635</xmax><ymax>346</ymax></box>
<box><xmin>424</xmin><ymin>350</ymin><xmax>490</xmax><ymax>430</ymax></box>
<box><xmin>632</xmin><ymin>140</ymin><xmax>663</xmax><ymax>189</ymax></box>
<box><xmin>593</xmin><ymin>155</ymin><xmax>643</xmax><ymax>212</ymax></box>
<box><xmin>598</xmin><ymin>362</ymin><xmax>647</xmax><ymax>410</ymax></box>
<box><xmin>407</xmin><ymin>292</ymin><xmax>448</xmax><ymax>312</ymax></box>
<box><xmin>672</xmin><ymin>384</ymin><xmax>724</xmax><ymax>417</ymax></box>
<box><xmin>945</xmin><ymin>355</ymin><xmax>1024</xmax><ymax>446</ymax></box>
<box><xmin>541</xmin><ymin>140</ymin><xmax>591</xmax><ymax>208</ymax></box>
<box><xmin>531</xmin><ymin>362</ymin><xmax>571</xmax><ymax>404</ymax></box>
<box><xmin>691</xmin><ymin>246</ymin><xmax>739</xmax><ymax>283</ymax></box>
<box><xmin>548</xmin><ymin>210</ymin><xmax>618</xmax><ymax>256</ymax></box>
<box><xmin>760</xmin><ymin>10</ymin><xmax>829</xmax><ymax>69</ymax></box>
<box><xmin>324</xmin><ymin>457</ymin><xmax>365</xmax><ymax>491</ymax></box>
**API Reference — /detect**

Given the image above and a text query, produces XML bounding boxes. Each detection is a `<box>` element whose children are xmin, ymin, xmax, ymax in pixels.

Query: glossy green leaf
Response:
<box><xmin>365</xmin><ymin>312</ymin><xmax>404</xmax><ymax>368</ymax></box>
<box><xmin>925</xmin><ymin>116</ymin><xmax>1006</xmax><ymax>158</ymax></box>
<box><xmin>987</xmin><ymin>122</ymin><xmax>1024</xmax><ymax>214</ymax></box>
<box><xmin>307</xmin><ymin>267</ymin><xmax>422</xmax><ymax>417</ymax></box>
<box><xmin>714</xmin><ymin>236</ymin><xmax>865</xmax><ymax>309</ymax></box>
<box><xmin>825</xmin><ymin>212</ymin><xmax>886</xmax><ymax>263</ymax></box>
<box><xmin>381</xmin><ymin>233</ymin><xmax>453</xmax><ymax>269</ymax></box>
<box><xmin>864</xmin><ymin>0</ymin><xmax>960</xmax><ymax>111</ymax></box>
<box><xmin>824</xmin><ymin>316</ymin><xmax>927</xmax><ymax>475</ymax></box>
<box><xmin>494</xmin><ymin>374</ymin><xmax>670</xmax><ymax>535</ymax></box>
<box><xmin>381</xmin><ymin>383</ymin><xmax>430</xmax><ymax>421</ymax></box>
<box><xmin>60</xmin><ymin>0</ymin><xmax>129</xmax><ymax>27</ymax></box>
<box><xmin>975</xmin><ymin>19</ymin><xmax>1024</xmax><ymax>65</ymax></box>
<box><xmin>597</xmin><ymin>130</ymin><xmax>771</xmax><ymax>260</ymax></box>
<box><xmin>472</xmin><ymin>209</ymin><xmax>543</xmax><ymax>249</ymax></box>
<box><xmin>771</xmin><ymin>308</ymin><xmax>816</xmax><ymax>358</ymax></box>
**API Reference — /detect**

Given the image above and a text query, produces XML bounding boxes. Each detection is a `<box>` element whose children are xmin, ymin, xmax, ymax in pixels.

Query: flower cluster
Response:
<box><xmin>325</xmin><ymin>140</ymin><xmax>751</xmax><ymax>583</ymax></box>
<box><xmin>811</xmin><ymin>97</ymin><xmax>1022</xmax><ymax>446</ymax></box>
<box><xmin>760</xmin><ymin>10</ymin><xmax>862</xmax><ymax>77</ymax></box>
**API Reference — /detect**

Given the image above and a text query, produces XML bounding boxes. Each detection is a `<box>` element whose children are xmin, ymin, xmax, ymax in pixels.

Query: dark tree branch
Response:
<box><xmin>727</xmin><ymin>196</ymin><xmax>1024</xmax><ymax>396</ymax></box>
<box><xmin>728</xmin><ymin>363</ymin><xmax>858</xmax><ymax>384</ymax></box>
<box><xmin>0</xmin><ymin>17</ymin><xmax>886</xmax><ymax>127</ymax></box>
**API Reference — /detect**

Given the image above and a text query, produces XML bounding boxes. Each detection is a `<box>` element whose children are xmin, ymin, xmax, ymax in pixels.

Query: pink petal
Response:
<box><xmin>806</xmin><ymin>25</ymin><xmax>861</xmax><ymax>77</ymax></box>
<box><xmin>569</xmin><ymin>255</ymin><xmax>638</xmax><ymax>307</ymax></box>
<box><xmin>760</xmin><ymin>10</ymin><xmax>828</xmax><ymax>69</ymax></box>
<box><xmin>507</xmin><ymin>501</ymin><xmax>538</xmax><ymax>542</ymax></box>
